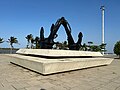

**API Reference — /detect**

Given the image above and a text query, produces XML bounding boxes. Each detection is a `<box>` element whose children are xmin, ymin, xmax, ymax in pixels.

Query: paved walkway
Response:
<box><xmin>0</xmin><ymin>54</ymin><xmax>120</xmax><ymax>90</ymax></box>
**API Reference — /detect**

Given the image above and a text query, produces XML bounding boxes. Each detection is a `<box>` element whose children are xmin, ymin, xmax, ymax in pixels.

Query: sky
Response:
<box><xmin>0</xmin><ymin>0</ymin><xmax>120</xmax><ymax>53</ymax></box>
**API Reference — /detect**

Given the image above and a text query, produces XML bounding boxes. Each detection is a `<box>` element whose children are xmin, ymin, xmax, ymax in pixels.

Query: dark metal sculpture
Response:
<box><xmin>39</xmin><ymin>17</ymin><xmax>83</xmax><ymax>50</ymax></box>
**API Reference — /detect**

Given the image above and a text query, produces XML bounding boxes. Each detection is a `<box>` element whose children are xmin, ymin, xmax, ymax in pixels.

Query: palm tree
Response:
<box><xmin>88</xmin><ymin>41</ymin><xmax>93</xmax><ymax>51</ymax></box>
<box><xmin>90</xmin><ymin>45</ymin><xmax>101</xmax><ymax>52</ymax></box>
<box><xmin>34</xmin><ymin>36</ymin><xmax>40</xmax><ymax>49</ymax></box>
<box><xmin>100</xmin><ymin>43</ymin><xmax>107</xmax><ymax>53</ymax></box>
<box><xmin>0</xmin><ymin>38</ymin><xmax>4</xmax><ymax>51</ymax></box>
<box><xmin>80</xmin><ymin>43</ymin><xmax>87</xmax><ymax>51</ymax></box>
<box><xmin>0</xmin><ymin>38</ymin><xmax>4</xmax><ymax>44</ymax></box>
<box><xmin>8</xmin><ymin>36</ymin><xmax>18</xmax><ymax>53</ymax></box>
<box><xmin>88</xmin><ymin>41</ymin><xmax>93</xmax><ymax>46</ymax></box>
<box><xmin>25</xmin><ymin>34</ymin><xmax>33</xmax><ymax>48</ymax></box>
<box><xmin>62</xmin><ymin>41</ymin><xmax>68</xmax><ymax>50</ymax></box>
<box><xmin>31</xmin><ymin>38</ymin><xmax>34</xmax><ymax>49</ymax></box>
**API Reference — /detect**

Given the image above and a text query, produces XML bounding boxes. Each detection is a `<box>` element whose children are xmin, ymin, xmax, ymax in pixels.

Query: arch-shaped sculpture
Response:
<box><xmin>39</xmin><ymin>17</ymin><xmax>83</xmax><ymax>50</ymax></box>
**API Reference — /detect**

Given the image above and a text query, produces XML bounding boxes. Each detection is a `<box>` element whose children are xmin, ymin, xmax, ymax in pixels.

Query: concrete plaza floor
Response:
<box><xmin>0</xmin><ymin>54</ymin><xmax>120</xmax><ymax>90</ymax></box>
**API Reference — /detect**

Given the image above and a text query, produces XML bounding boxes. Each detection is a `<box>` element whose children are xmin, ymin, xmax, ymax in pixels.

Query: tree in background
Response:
<box><xmin>53</xmin><ymin>41</ymin><xmax>68</xmax><ymax>50</ymax></box>
<box><xmin>88</xmin><ymin>41</ymin><xmax>93</xmax><ymax>51</ymax></box>
<box><xmin>99</xmin><ymin>43</ymin><xmax>107</xmax><ymax>52</ymax></box>
<box><xmin>0</xmin><ymin>38</ymin><xmax>4</xmax><ymax>45</ymax></box>
<box><xmin>88</xmin><ymin>41</ymin><xmax>93</xmax><ymax>46</ymax></box>
<box><xmin>80</xmin><ymin>43</ymin><xmax>87</xmax><ymax>51</ymax></box>
<box><xmin>0</xmin><ymin>38</ymin><xmax>4</xmax><ymax>51</ymax></box>
<box><xmin>34</xmin><ymin>36</ymin><xmax>40</xmax><ymax>49</ymax></box>
<box><xmin>80</xmin><ymin>42</ymin><xmax>106</xmax><ymax>52</ymax></box>
<box><xmin>8</xmin><ymin>36</ymin><xmax>18</xmax><ymax>53</ymax></box>
<box><xmin>31</xmin><ymin>38</ymin><xmax>34</xmax><ymax>49</ymax></box>
<box><xmin>114</xmin><ymin>41</ymin><xmax>120</xmax><ymax>58</ymax></box>
<box><xmin>25</xmin><ymin>34</ymin><xmax>33</xmax><ymax>48</ymax></box>
<box><xmin>90</xmin><ymin>45</ymin><xmax>101</xmax><ymax>52</ymax></box>
<box><xmin>8</xmin><ymin>36</ymin><xmax>18</xmax><ymax>48</ymax></box>
<box><xmin>62</xmin><ymin>41</ymin><xmax>68</xmax><ymax>50</ymax></box>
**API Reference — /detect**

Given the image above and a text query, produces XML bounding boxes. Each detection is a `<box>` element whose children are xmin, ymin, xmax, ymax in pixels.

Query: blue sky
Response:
<box><xmin>0</xmin><ymin>0</ymin><xmax>120</xmax><ymax>53</ymax></box>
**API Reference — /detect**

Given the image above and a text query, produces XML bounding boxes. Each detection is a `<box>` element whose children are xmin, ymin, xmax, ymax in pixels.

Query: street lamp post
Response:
<box><xmin>100</xmin><ymin>6</ymin><xmax>105</xmax><ymax>55</ymax></box>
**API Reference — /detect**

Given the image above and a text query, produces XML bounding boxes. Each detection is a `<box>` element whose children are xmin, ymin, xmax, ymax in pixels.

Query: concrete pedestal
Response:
<box><xmin>9</xmin><ymin>49</ymin><xmax>113</xmax><ymax>75</ymax></box>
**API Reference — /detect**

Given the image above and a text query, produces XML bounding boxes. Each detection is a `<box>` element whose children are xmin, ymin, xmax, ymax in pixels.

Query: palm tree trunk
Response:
<box><xmin>10</xmin><ymin>44</ymin><xmax>13</xmax><ymax>54</ymax></box>
<box><xmin>10</xmin><ymin>46</ymin><xmax>12</xmax><ymax>54</ymax></box>
<box><xmin>27</xmin><ymin>42</ymin><xmax>29</xmax><ymax>48</ymax></box>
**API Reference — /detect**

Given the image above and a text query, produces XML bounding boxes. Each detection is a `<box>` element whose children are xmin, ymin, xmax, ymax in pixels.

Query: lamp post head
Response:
<box><xmin>100</xmin><ymin>6</ymin><xmax>105</xmax><ymax>10</ymax></box>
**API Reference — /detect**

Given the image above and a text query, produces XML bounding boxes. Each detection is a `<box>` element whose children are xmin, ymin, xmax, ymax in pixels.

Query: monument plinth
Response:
<box><xmin>9</xmin><ymin>49</ymin><xmax>113</xmax><ymax>75</ymax></box>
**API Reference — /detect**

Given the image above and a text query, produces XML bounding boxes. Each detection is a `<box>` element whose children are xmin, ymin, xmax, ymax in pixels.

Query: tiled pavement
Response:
<box><xmin>0</xmin><ymin>54</ymin><xmax>120</xmax><ymax>90</ymax></box>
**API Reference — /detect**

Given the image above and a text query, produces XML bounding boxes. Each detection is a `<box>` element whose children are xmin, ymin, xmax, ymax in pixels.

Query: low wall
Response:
<box><xmin>0</xmin><ymin>49</ymin><xmax>18</xmax><ymax>54</ymax></box>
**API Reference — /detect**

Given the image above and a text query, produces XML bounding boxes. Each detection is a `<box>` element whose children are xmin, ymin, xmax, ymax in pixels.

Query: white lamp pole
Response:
<box><xmin>100</xmin><ymin>6</ymin><xmax>105</xmax><ymax>55</ymax></box>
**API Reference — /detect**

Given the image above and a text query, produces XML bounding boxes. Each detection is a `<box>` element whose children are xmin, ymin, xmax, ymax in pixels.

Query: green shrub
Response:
<box><xmin>114</xmin><ymin>41</ymin><xmax>120</xmax><ymax>58</ymax></box>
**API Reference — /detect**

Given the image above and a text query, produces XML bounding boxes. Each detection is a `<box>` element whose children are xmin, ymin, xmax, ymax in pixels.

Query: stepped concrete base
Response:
<box><xmin>8</xmin><ymin>49</ymin><xmax>114</xmax><ymax>75</ymax></box>
<box><xmin>16</xmin><ymin>49</ymin><xmax>103</xmax><ymax>57</ymax></box>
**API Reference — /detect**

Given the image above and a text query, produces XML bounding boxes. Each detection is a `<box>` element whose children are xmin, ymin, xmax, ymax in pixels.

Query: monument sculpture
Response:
<box><xmin>39</xmin><ymin>17</ymin><xmax>82</xmax><ymax>50</ymax></box>
<box><xmin>8</xmin><ymin>17</ymin><xmax>114</xmax><ymax>75</ymax></box>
